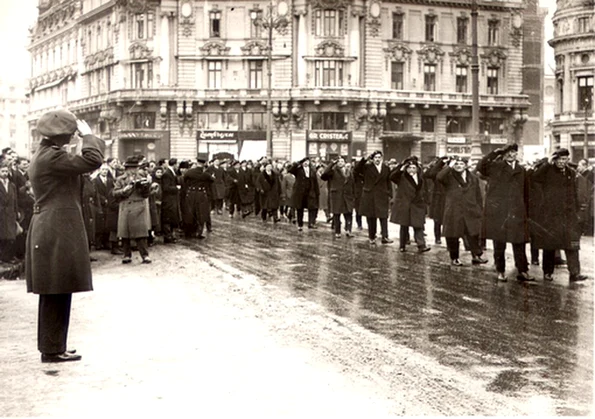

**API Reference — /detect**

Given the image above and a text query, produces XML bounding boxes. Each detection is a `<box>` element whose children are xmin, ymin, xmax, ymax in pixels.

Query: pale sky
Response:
<box><xmin>0</xmin><ymin>0</ymin><xmax>557</xmax><ymax>84</ymax></box>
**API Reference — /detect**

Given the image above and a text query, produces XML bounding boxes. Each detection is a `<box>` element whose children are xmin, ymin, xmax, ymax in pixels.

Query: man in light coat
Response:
<box><xmin>26</xmin><ymin>109</ymin><xmax>104</xmax><ymax>363</ymax></box>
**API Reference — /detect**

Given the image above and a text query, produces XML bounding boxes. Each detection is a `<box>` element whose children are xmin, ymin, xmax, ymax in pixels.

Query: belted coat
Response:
<box><xmin>477</xmin><ymin>151</ymin><xmax>529</xmax><ymax>244</ymax></box>
<box><xmin>113</xmin><ymin>172</ymin><xmax>152</xmax><ymax>239</ymax></box>
<box><xmin>26</xmin><ymin>135</ymin><xmax>104</xmax><ymax>295</ymax></box>
<box><xmin>320</xmin><ymin>163</ymin><xmax>355</xmax><ymax>214</ymax></box>
<box><xmin>354</xmin><ymin>158</ymin><xmax>392</xmax><ymax>219</ymax></box>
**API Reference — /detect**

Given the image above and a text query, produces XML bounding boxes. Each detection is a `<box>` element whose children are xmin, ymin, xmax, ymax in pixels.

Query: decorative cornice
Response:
<box><xmin>200</xmin><ymin>41</ymin><xmax>231</xmax><ymax>56</ymax></box>
<box><xmin>310</xmin><ymin>0</ymin><xmax>349</xmax><ymax>9</ymax></box>
<box><xmin>449</xmin><ymin>46</ymin><xmax>472</xmax><ymax>65</ymax></box>
<box><xmin>417</xmin><ymin>44</ymin><xmax>445</xmax><ymax>63</ymax></box>
<box><xmin>84</xmin><ymin>47</ymin><xmax>116</xmax><ymax>68</ymax></box>
<box><xmin>240</xmin><ymin>40</ymin><xmax>269</xmax><ymax>56</ymax></box>
<box><xmin>481</xmin><ymin>48</ymin><xmax>507</xmax><ymax>67</ymax></box>
<box><xmin>383</xmin><ymin>42</ymin><xmax>413</xmax><ymax>61</ymax></box>
<box><xmin>129</xmin><ymin>42</ymin><xmax>152</xmax><ymax>60</ymax></box>
<box><xmin>315</xmin><ymin>40</ymin><xmax>345</xmax><ymax>57</ymax></box>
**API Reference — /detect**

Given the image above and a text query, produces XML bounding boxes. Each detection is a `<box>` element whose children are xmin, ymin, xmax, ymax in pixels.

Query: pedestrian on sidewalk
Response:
<box><xmin>477</xmin><ymin>143</ymin><xmax>533</xmax><ymax>282</ymax></box>
<box><xmin>26</xmin><ymin>109</ymin><xmax>104</xmax><ymax>363</ymax></box>
<box><xmin>113</xmin><ymin>156</ymin><xmax>153</xmax><ymax>264</ymax></box>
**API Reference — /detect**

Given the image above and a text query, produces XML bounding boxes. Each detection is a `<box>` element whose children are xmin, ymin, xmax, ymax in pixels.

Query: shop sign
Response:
<box><xmin>490</xmin><ymin>137</ymin><xmax>508</xmax><ymax>144</ymax></box>
<box><xmin>307</xmin><ymin>131</ymin><xmax>352</xmax><ymax>142</ymax></box>
<box><xmin>197</xmin><ymin>130</ymin><xmax>238</xmax><ymax>141</ymax></box>
<box><xmin>119</xmin><ymin>130</ymin><xmax>167</xmax><ymax>140</ymax></box>
<box><xmin>446</xmin><ymin>137</ymin><xmax>467</xmax><ymax>144</ymax></box>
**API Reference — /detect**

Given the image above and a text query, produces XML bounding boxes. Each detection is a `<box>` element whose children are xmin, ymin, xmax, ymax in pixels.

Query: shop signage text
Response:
<box><xmin>307</xmin><ymin>131</ymin><xmax>352</xmax><ymax>142</ymax></box>
<box><xmin>197</xmin><ymin>130</ymin><xmax>238</xmax><ymax>141</ymax></box>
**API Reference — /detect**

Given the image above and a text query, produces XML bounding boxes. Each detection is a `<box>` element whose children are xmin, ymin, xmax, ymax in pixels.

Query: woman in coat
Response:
<box><xmin>435</xmin><ymin>157</ymin><xmax>488</xmax><ymax>266</ymax></box>
<box><xmin>112</xmin><ymin>156</ymin><xmax>152</xmax><ymax>264</ymax></box>
<box><xmin>256</xmin><ymin>162</ymin><xmax>282</xmax><ymax>222</ymax></box>
<box><xmin>237</xmin><ymin>160</ymin><xmax>255</xmax><ymax>218</ymax></box>
<box><xmin>321</xmin><ymin>157</ymin><xmax>355</xmax><ymax>238</ymax></box>
<box><xmin>390</xmin><ymin>157</ymin><xmax>430</xmax><ymax>252</ymax></box>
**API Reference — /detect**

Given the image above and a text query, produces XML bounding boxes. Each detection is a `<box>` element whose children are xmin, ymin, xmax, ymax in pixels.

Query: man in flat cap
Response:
<box><xmin>477</xmin><ymin>143</ymin><xmax>533</xmax><ymax>282</ymax></box>
<box><xmin>26</xmin><ymin>109</ymin><xmax>104</xmax><ymax>363</ymax></box>
<box><xmin>530</xmin><ymin>149</ymin><xmax>588</xmax><ymax>282</ymax></box>
<box><xmin>354</xmin><ymin>151</ymin><xmax>393</xmax><ymax>245</ymax></box>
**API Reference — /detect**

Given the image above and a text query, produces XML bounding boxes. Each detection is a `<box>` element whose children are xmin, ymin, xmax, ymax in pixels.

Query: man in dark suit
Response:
<box><xmin>321</xmin><ymin>156</ymin><xmax>355</xmax><ymax>238</ymax></box>
<box><xmin>161</xmin><ymin>158</ymin><xmax>181</xmax><ymax>243</ymax></box>
<box><xmin>354</xmin><ymin>151</ymin><xmax>393</xmax><ymax>245</ymax></box>
<box><xmin>288</xmin><ymin>157</ymin><xmax>319</xmax><ymax>231</ymax></box>
<box><xmin>26</xmin><ymin>109</ymin><xmax>104</xmax><ymax>363</ymax></box>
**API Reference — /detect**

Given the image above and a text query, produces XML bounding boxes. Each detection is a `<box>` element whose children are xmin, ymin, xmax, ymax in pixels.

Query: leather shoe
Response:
<box><xmin>569</xmin><ymin>274</ymin><xmax>588</xmax><ymax>282</ymax></box>
<box><xmin>308</xmin><ymin>224</ymin><xmax>318</xmax><ymax>229</ymax></box>
<box><xmin>497</xmin><ymin>272</ymin><xmax>507</xmax><ymax>282</ymax></box>
<box><xmin>418</xmin><ymin>247</ymin><xmax>431</xmax><ymax>253</ymax></box>
<box><xmin>141</xmin><ymin>257</ymin><xmax>152</xmax><ymax>264</ymax></box>
<box><xmin>544</xmin><ymin>273</ymin><xmax>554</xmax><ymax>281</ymax></box>
<box><xmin>471</xmin><ymin>256</ymin><xmax>488</xmax><ymax>264</ymax></box>
<box><xmin>381</xmin><ymin>238</ymin><xmax>394</xmax><ymax>244</ymax></box>
<box><xmin>41</xmin><ymin>352</ymin><xmax>82</xmax><ymax>363</ymax></box>
<box><xmin>369</xmin><ymin>239</ymin><xmax>376</xmax><ymax>245</ymax></box>
<box><xmin>399</xmin><ymin>247</ymin><xmax>406</xmax><ymax>252</ymax></box>
<box><xmin>110</xmin><ymin>248</ymin><xmax>123</xmax><ymax>255</ymax></box>
<box><xmin>451</xmin><ymin>259</ymin><xmax>463</xmax><ymax>266</ymax></box>
<box><xmin>122</xmin><ymin>256</ymin><xmax>132</xmax><ymax>264</ymax></box>
<box><xmin>517</xmin><ymin>272</ymin><xmax>536</xmax><ymax>282</ymax></box>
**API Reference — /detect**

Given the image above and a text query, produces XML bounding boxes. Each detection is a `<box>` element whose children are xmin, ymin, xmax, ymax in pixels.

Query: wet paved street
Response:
<box><xmin>185</xmin><ymin>213</ymin><xmax>594</xmax><ymax>416</ymax></box>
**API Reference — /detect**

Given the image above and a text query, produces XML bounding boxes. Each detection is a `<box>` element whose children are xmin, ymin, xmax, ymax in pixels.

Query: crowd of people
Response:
<box><xmin>1</xmin><ymin>141</ymin><xmax>594</xmax><ymax>283</ymax></box>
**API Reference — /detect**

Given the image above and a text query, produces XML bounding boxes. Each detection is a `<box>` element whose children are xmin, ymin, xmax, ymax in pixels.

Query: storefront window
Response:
<box><xmin>309</xmin><ymin>112</ymin><xmax>348</xmax><ymax>130</ymax></box>
<box><xmin>242</xmin><ymin>113</ymin><xmax>266</xmax><ymax>130</ymax></box>
<box><xmin>446</xmin><ymin>116</ymin><xmax>470</xmax><ymax>133</ymax></box>
<box><xmin>198</xmin><ymin>113</ymin><xmax>240</xmax><ymax>130</ymax></box>
<box><xmin>133</xmin><ymin>112</ymin><xmax>156</xmax><ymax>129</ymax></box>
<box><xmin>384</xmin><ymin>114</ymin><xmax>410</xmax><ymax>131</ymax></box>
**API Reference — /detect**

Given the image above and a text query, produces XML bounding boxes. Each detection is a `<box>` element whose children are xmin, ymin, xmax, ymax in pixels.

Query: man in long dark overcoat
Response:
<box><xmin>207</xmin><ymin>158</ymin><xmax>226</xmax><ymax>214</ymax></box>
<box><xmin>477</xmin><ymin>143</ymin><xmax>533</xmax><ymax>282</ymax></box>
<box><xmin>321</xmin><ymin>157</ymin><xmax>355</xmax><ymax>238</ymax></box>
<box><xmin>389</xmin><ymin>157</ymin><xmax>429</xmax><ymax>251</ymax></box>
<box><xmin>288</xmin><ymin>157</ymin><xmax>319</xmax><ymax>231</ymax></box>
<box><xmin>182</xmin><ymin>159</ymin><xmax>214</xmax><ymax>239</ymax></box>
<box><xmin>26</xmin><ymin>109</ymin><xmax>104</xmax><ymax>363</ymax></box>
<box><xmin>354</xmin><ymin>151</ymin><xmax>393</xmax><ymax>245</ymax></box>
<box><xmin>237</xmin><ymin>160</ymin><xmax>255</xmax><ymax>218</ymax></box>
<box><xmin>530</xmin><ymin>149</ymin><xmax>588</xmax><ymax>282</ymax></box>
<box><xmin>161</xmin><ymin>158</ymin><xmax>181</xmax><ymax>243</ymax></box>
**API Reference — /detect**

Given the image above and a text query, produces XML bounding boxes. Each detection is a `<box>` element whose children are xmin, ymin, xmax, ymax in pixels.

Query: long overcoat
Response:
<box><xmin>82</xmin><ymin>175</ymin><xmax>101</xmax><ymax>245</ymax></box>
<box><xmin>288</xmin><ymin>163</ymin><xmax>319</xmax><ymax>209</ymax></box>
<box><xmin>317</xmin><ymin>170</ymin><xmax>329</xmax><ymax>211</ymax></box>
<box><xmin>113</xmin><ymin>172</ymin><xmax>152</xmax><ymax>239</ymax></box>
<box><xmin>280</xmin><ymin>172</ymin><xmax>295</xmax><ymax>207</ymax></box>
<box><xmin>0</xmin><ymin>180</ymin><xmax>18</xmax><ymax>240</ymax></box>
<box><xmin>182</xmin><ymin>167</ymin><xmax>214</xmax><ymax>226</ymax></box>
<box><xmin>207</xmin><ymin>165</ymin><xmax>226</xmax><ymax>200</ymax></box>
<box><xmin>160</xmin><ymin>168</ymin><xmax>181</xmax><ymax>226</ymax></box>
<box><xmin>93</xmin><ymin>175</ymin><xmax>115</xmax><ymax>235</ymax></box>
<box><xmin>530</xmin><ymin>163</ymin><xmax>581</xmax><ymax>250</ymax></box>
<box><xmin>423</xmin><ymin>159</ymin><xmax>446</xmax><ymax>222</ymax></box>
<box><xmin>320</xmin><ymin>163</ymin><xmax>355</xmax><ymax>214</ymax></box>
<box><xmin>354</xmin><ymin>158</ymin><xmax>391</xmax><ymax>218</ymax></box>
<box><xmin>237</xmin><ymin>167</ymin><xmax>255</xmax><ymax>204</ymax></box>
<box><xmin>257</xmin><ymin>171</ymin><xmax>282</xmax><ymax>210</ymax></box>
<box><xmin>26</xmin><ymin>135</ymin><xmax>104</xmax><ymax>295</ymax></box>
<box><xmin>436</xmin><ymin>165</ymin><xmax>483</xmax><ymax>238</ymax></box>
<box><xmin>389</xmin><ymin>167</ymin><xmax>427</xmax><ymax>228</ymax></box>
<box><xmin>477</xmin><ymin>151</ymin><xmax>529</xmax><ymax>243</ymax></box>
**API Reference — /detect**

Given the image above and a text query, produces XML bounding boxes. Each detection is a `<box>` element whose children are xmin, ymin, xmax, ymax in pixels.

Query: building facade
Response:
<box><xmin>0</xmin><ymin>80</ymin><xmax>30</xmax><ymax>157</ymax></box>
<box><xmin>28</xmin><ymin>0</ymin><xmax>532</xmax><ymax>164</ymax></box>
<box><xmin>548</xmin><ymin>0</ymin><xmax>594</xmax><ymax>161</ymax></box>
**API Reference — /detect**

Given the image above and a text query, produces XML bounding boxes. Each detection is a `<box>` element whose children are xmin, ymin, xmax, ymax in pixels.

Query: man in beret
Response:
<box><xmin>477</xmin><ymin>143</ymin><xmax>533</xmax><ymax>282</ymax></box>
<box><xmin>26</xmin><ymin>109</ymin><xmax>104</xmax><ymax>363</ymax></box>
<box><xmin>354</xmin><ymin>151</ymin><xmax>393</xmax><ymax>245</ymax></box>
<box><xmin>530</xmin><ymin>149</ymin><xmax>588</xmax><ymax>282</ymax></box>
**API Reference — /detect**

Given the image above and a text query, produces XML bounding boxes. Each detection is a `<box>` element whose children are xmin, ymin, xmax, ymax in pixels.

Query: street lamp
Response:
<box><xmin>250</xmin><ymin>1</ymin><xmax>289</xmax><ymax>159</ymax></box>
<box><xmin>470</xmin><ymin>0</ymin><xmax>481</xmax><ymax>161</ymax></box>
<box><xmin>583</xmin><ymin>96</ymin><xmax>592</xmax><ymax>160</ymax></box>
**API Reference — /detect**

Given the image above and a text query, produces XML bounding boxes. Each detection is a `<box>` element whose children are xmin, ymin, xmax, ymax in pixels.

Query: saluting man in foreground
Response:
<box><xmin>26</xmin><ymin>109</ymin><xmax>104</xmax><ymax>363</ymax></box>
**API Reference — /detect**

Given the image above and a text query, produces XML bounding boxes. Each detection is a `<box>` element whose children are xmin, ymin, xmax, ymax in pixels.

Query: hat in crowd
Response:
<box><xmin>231</xmin><ymin>160</ymin><xmax>240</xmax><ymax>167</ymax></box>
<box><xmin>196</xmin><ymin>157</ymin><xmax>207</xmax><ymax>164</ymax></box>
<box><xmin>387</xmin><ymin>158</ymin><xmax>398</xmax><ymax>166</ymax></box>
<box><xmin>370</xmin><ymin>151</ymin><xmax>383</xmax><ymax>159</ymax></box>
<box><xmin>240</xmin><ymin>160</ymin><xmax>247</xmax><ymax>165</ymax></box>
<box><xmin>124</xmin><ymin>156</ymin><xmax>141</xmax><ymax>168</ymax></box>
<box><xmin>502</xmin><ymin>143</ymin><xmax>519</xmax><ymax>154</ymax></box>
<box><xmin>220</xmin><ymin>159</ymin><xmax>229</xmax><ymax>165</ymax></box>
<box><xmin>553</xmin><ymin>148</ymin><xmax>570</xmax><ymax>158</ymax></box>
<box><xmin>37</xmin><ymin>109</ymin><xmax>78</xmax><ymax>138</ymax></box>
<box><xmin>178</xmin><ymin>161</ymin><xmax>190</xmax><ymax>169</ymax></box>
<box><xmin>452</xmin><ymin>155</ymin><xmax>469</xmax><ymax>164</ymax></box>
<box><xmin>299</xmin><ymin>157</ymin><xmax>310</xmax><ymax>164</ymax></box>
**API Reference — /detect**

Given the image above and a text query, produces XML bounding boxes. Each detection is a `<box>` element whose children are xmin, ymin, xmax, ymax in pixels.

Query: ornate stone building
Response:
<box><xmin>28</xmin><ymin>0</ymin><xmax>532</xmax><ymax>163</ymax></box>
<box><xmin>548</xmin><ymin>0</ymin><xmax>594</xmax><ymax>160</ymax></box>
<box><xmin>0</xmin><ymin>80</ymin><xmax>30</xmax><ymax>156</ymax></box>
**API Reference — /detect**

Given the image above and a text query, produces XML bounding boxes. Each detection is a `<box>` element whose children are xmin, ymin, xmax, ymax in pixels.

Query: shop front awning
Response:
<box><xmin>379</xmin><ymin>133</ymin><xmax>424</xmax><ymax>142</ymax></box>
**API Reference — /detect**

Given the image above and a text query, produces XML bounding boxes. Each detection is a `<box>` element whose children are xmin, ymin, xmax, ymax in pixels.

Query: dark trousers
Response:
<box><xmin>433</xmin><ymin>221</ymin><xmax>442</xmax><ymax>242</ymax></box>
<box><xmin>240</xmin><ymin>203</ymin><xmax>253</xmax><ymax>215</ymax></box>
<box><xmin>367</xmin><ymin>217</ymin><xmax>389</xmax><ymax>240</ymax></box>
<box><xmin>38</xmin><ymin>294</ymin><xmax>72</xmax><ymax>354</ymax></box>
<box><xmin>211</xmin><ymin>199</ymin><xmax>223</xmax><ymax>212</ymax></box>
<box><xmin>122</xmin><ymin>237</ymin><xmax>149</xmax><ymax>258</ymax></box>
<box><xmin>356</xmin><ymin>213</ymin><xmax>363</xmax><ymax>229</ymax></box>
<box><xmin>493</xmin><ymin>240</ymin><xmax>528</xmax><ymax>274</ymax></box>
<box><xmin>446</xmin><ymin>235</ymin><xmax>481</xmax><ymax>260</ymax></box>
<box><xmin>333</xmin><ymin>212</ymin><xmax>353</xmax><ymax>234</ymax></box>
<box><xmin>543</xmin><ymin>249</ymin><xmax>580</xmax><ymax>276</ymax></box>
<box><xmin>162</xmin><ymin>223</ymin><xmax>177</xmax><ymax>241</ymax></box>
<box><xmin>0</xmin><ymin>239</ymin><xmax>15</xmax><ymax>262</ymax></box>
<box><xmin>261</xmin><ymin>209</ymin><xmax>279</xmax><ymax>221</ymax></box>
<box><xmin>530</xmin><ymin>240</ymin><xmax>540</xmax><ymax>263</ymax></box>
<box><xmin>297</xmin><ymin>208</ymin><xmax>318</xmax><ymax>227</ymax></box>
<box><xmin>400</xmin><ymin>225</ymin><xmax>425</xmax><ymax>248</ymax></box>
